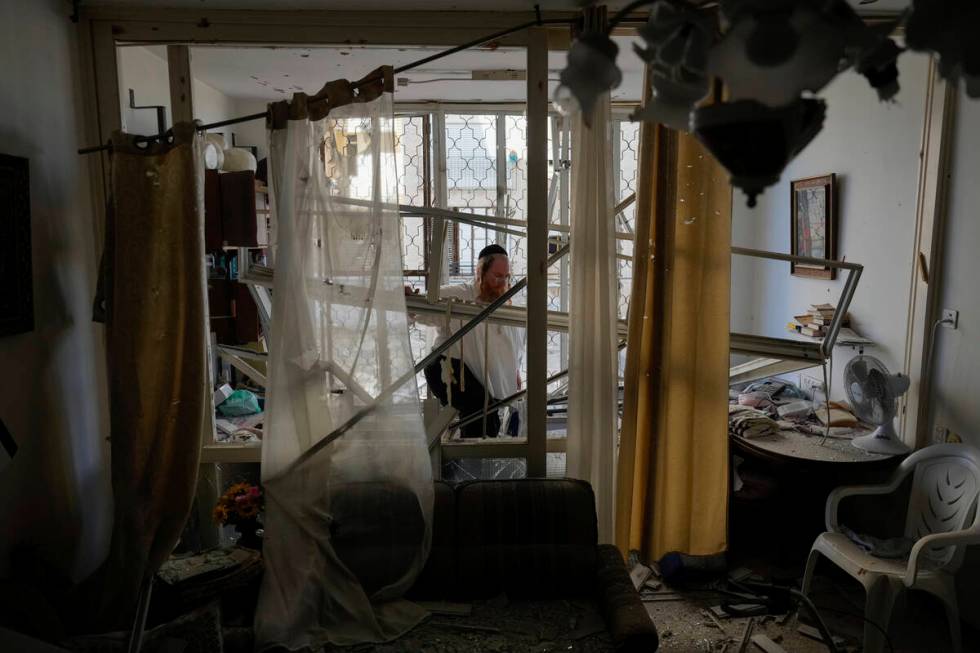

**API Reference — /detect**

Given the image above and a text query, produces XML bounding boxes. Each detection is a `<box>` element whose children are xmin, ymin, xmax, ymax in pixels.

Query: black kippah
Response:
<box><xmin>477</xmin><ymin>244</ymin><xmax>508</xmax><ymax>259</ymax></box>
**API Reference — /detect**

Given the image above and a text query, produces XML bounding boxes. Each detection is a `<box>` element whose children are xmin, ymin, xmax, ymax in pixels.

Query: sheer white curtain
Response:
<box><xmin>566</xmin><ymin>96</ymin><xmax>619</xmax><ymax>543</ymax></box>
<box><xmin>255</xmin><ymin>72</ymin><xmax>433</xmax><ymax>649</ymax></box>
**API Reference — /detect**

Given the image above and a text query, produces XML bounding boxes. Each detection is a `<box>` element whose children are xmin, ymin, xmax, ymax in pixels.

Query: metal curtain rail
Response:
<box><xmin>406</xmin><ymin>295</ymin><xmax>630</xmax><ymax>337</ymax></box>
<box><xmin>77</xmin><ymin>13</ymin><xmax>581</xmax><ymax>155</ymax></box>
<box><xmin>276</xmin><ymin>243</ymin><xmax>570</xmax><ymax>477</ymax></box>
<box><xmin>402</xmin><ymin>203</ymin><xmax>636</xmax><ymax>241</ymax></box>
<box><xmin>730</xmin><ymin>246</ymin><xmax>863</xmax><ymax>359</ymax></box>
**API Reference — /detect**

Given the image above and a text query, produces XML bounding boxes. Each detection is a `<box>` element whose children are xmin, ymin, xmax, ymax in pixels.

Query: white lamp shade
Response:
<box><xmin>222</xmin><ymin>148</ymin><xmax>258</xmax><ymax>173</ymax></box>
<box><xmin>203</xmin><ymin>141</ymin><xmax>224</xmax><ymax>170</ymax></box>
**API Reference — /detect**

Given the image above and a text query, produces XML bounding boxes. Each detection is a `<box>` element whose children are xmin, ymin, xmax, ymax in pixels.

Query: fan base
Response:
<box><xmin>851</xmin><ymin>430</ymin><xmax>910</xmax><ymax>455</ymax></box>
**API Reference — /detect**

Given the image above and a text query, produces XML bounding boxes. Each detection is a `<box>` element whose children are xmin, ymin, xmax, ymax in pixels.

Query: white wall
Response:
<box><xmin>117</xmin><ymin>46</ymin><xmax>172</xmax><ymax>136</ymax></box>
<box><xmin>929</xmin><ymin>87</ymin><xmax>980</xmax><ymax>448</ymax></box>
<box><xmin>231</xmin><ymin>98</ymin><xmax>270</xmax><ymax>163</ymax></box>
<box><xmin>730</xmin><ymin>52</ymin><xmax>932</xmax><ymax>403</ymax></box>
<box><xmin>117</xmin><ymin>46</ymin><xmax>243</xmax><ymax>149</ymax></box>
<box><xmin>0</xmin><ymin>0</ymin><xmax>111</xmax><ymax>580</ymax></box>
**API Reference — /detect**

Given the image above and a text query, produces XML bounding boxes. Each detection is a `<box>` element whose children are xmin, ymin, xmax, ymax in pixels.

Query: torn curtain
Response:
<box><xmin>566</xmin><ymin>94</ymin><xmax>619</xmax><ymax>544</ymax></box>
<box><xmin>88</xmin><ymin>123</ymin><xmax>209</xmax><ymax>627</ymax></box>
<box><xmin>615</xmin><ymin>120</ymin><xmax>732</xmax><ymax>562</ymax></box>
<box><xmin>255</xmin><ymin>68</ymin><xmax>433</xmax><ymax>650</ymax></box>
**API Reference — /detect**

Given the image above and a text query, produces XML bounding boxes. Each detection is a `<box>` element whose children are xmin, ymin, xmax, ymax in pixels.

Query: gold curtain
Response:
<box><xmin>86</xmin><ymin>122</ymin><xmax>210</xmax><ymax>628</ymax></box>
<box><xmin>615</xmin><ymin>119</ymin><xmax>733</xmax><ymax>561</ymax></box>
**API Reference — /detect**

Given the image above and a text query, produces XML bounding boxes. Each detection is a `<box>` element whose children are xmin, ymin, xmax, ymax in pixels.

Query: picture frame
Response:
<box><xmin>0</xmin><ymin>154</ymin><xmax>34</xmax><ymax>337</ymax></box>
<box><xmin>790</xmin><ymin>173</ymin><xmax>838</xmax><ymax>280</ymax></box>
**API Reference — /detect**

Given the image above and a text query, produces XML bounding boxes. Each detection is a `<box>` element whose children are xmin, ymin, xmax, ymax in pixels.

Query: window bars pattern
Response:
<box><xmin>615</xmin><ymin>120</ymin><xmax>639</xmax><ymax>322</ymax></box>
<box><xmin>395</xmin><ymin>115</ymin><xmax>430</xmax><ymax>367</ymax></box>
<box><xmin>391</xmin><ymin>107</ymin><xmax>639</xmax><ymax>412</ymax></box>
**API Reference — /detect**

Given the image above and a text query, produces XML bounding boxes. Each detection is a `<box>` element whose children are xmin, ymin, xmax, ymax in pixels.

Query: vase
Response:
<box><xmin>234</xmin><ymin>519</ymin><xmax>263</xmax><ymax>550</ymax></box>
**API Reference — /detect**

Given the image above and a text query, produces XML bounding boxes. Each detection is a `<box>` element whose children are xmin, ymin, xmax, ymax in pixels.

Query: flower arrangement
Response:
<box><xmin>213</xmin><ymin>482</ymin><xmax>263</xmax><ymax>526</ymax></box>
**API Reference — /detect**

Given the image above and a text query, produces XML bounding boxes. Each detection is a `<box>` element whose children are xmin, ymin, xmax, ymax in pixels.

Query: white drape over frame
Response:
<box><xmin>566</xmin><ymin>96</ymin><xmax>619</xmax><ymax>544</ymax></box>
<box><xmin>255</xmin><ymin>72</ymin><xmax>433</xmax><ymax>650</ymax></box>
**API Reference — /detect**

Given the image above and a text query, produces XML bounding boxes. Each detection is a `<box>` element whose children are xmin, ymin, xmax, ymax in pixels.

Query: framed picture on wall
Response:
<box><xmin>0</xmin><ymin>153</ymin><xmax>34</xmax><ymax>336</ymax></box>
<box><xmin>790</xmin><ymin>173</ymin><xmax>838</xmax><ymax>280</ymax></box>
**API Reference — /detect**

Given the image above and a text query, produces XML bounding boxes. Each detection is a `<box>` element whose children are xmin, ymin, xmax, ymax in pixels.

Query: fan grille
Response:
<box><xmin>844</xmin><ymin>355</ymin><xmax>894</xmax><ymax>426</ymax></box>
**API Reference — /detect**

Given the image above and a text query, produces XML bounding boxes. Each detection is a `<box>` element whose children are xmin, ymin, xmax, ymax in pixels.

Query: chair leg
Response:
<box><xmin>863</xmin><ymin>575</ymin><xmax>901</xmax><ymax>653</ymax></box>
<box><xmin>939</xmin><ymin>592</ymin><xmax>963</xmax><ymax>653</ymax></box>
<box><xmin>801</xmin><ymin>547</ymin><xmax>821</xmax><ymax>597</ymax></box>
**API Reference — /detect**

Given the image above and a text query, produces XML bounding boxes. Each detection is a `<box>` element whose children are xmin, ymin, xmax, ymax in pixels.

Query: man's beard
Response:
<box><xmin>478</xmin><ymin>283</ymin><xmax>506</xmax><ymax>302</ymax></box>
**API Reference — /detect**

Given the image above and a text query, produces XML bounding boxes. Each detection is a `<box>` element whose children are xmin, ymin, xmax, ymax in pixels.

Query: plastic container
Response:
<box><xmin>777</xmin><ymin>399</ymin><xmax>815</xmax><ymax>420</ymax></box>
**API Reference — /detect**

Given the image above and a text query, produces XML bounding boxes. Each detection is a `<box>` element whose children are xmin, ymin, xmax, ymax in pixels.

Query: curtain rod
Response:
<box><xmin>77</xmin><ymin>11</ymin><xmax>655</xmax><ymax>155</ymax></box>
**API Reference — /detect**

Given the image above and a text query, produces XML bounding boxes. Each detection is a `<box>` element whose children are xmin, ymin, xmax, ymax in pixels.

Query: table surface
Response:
<box><xmin>734</xmin><ymin>426</ymin><xmax>896</xmax><ymax>464</ymax></box>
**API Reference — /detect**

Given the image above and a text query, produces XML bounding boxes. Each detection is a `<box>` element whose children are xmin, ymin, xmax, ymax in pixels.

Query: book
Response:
<box><xmin>814</xmin><ymin>403</ymin><xmax>859</xmax><ymax>427</ymax></box>
<box><xmin>810</xmin><ymin>303</ymin><xmax>835</xmax><ymax>312</ymax></box>
<box><xmin>801</xmin><ymin>326</ymin><xmax>825</xmax><ymax>337</ymax></box>
<box><xmin>794</xmin><ymin>313</ymin><xmax>814</xmax><ymax>325</ymax></box>
<box><xmin>813</xmin><ymin>316</ymin><xmax>853</xmax><ymax>328</ymax></box>
<box><xmin>808</xmin><ymin>309</ymin><xmax>835</xmax><ymax>319</ymax></box>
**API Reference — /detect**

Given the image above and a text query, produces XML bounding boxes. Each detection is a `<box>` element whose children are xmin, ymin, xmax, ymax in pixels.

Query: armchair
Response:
<box><xmin>802</xmin><ymin>444</ymin><xmax>980</xmax><ymax>653</ymax></box>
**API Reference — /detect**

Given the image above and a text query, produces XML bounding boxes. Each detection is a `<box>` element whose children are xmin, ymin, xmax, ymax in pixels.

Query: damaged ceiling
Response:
<box><xmin>117</xmin><ymin>0</ymin><xmax>911</xmax><ymax>103</ymax></box>
<box><xmin>141</xmin><ymin>39</ymin><xmax>647</xmax><ymax>103</ymax></box>
<box><xmin>84</xmin><ymin>0</ymin><xmax>912</xmax><ymax>12</ymax></box>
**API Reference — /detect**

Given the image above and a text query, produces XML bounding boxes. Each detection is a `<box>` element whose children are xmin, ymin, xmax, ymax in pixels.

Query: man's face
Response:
<box><xmin>482</xmin><ymin>256</ymin><xmax>511</xmax><ymax>299</ymax></box>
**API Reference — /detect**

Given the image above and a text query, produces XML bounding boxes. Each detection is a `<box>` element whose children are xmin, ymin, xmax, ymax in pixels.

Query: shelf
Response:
<box><xmin>784</xmin><ymin>327</ymin><xmax>875</xmax><ymax>350</ymax></box>
<box><xmin>201</xmin><ymin>441</ymin><xmax>262</xmax><ymax>464</ymax></box>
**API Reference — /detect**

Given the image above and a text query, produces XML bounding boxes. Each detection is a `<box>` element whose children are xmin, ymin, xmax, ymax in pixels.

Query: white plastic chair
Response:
<box><xmin>802</xmin><ymin>444</ymin><xmax>980</xmax><ymax>653</ymax></box>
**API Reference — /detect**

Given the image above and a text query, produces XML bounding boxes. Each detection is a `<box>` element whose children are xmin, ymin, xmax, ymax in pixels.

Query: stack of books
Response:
<box><xmin>787</xmin><ymin>304</ymin><xmax>849</xmax><ymax>338</ymax></box>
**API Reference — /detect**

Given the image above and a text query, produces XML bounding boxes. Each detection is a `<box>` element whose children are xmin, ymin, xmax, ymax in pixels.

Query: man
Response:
<box><xmin>408</xmin><ymin>244</ymin><xmax>524</xmax><ymax>437</ymax></box>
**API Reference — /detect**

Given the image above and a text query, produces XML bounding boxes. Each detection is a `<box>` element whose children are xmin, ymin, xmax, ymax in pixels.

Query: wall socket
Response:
<box><xmin>942</xmin><ymin>309</ymin><xmax>959</xmax><ymax>329</ymax></box>
<box><xmin>799</xmin><ymin>373</ymin><xmax>826</xmax><ymax>400</ymax></box>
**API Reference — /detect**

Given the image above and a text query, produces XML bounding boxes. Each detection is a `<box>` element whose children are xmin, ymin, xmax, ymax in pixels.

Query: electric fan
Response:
<box><xmin>844</xmin><ymin>355</ymin><xmax>911</xmax><ymax>454</ymax></box>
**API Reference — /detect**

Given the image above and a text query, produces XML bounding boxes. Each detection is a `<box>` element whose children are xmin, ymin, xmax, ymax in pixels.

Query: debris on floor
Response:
<box><xmin>325</xmin><ymin>599</ymin><xmax>617</xmax><ymax>653</ymax></box>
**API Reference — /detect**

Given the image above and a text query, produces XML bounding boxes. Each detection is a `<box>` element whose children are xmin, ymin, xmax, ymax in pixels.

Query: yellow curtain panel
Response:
<box><xmin>616</xmin><ymin>120</ymin><xmax>733</xmax><ymax>561</ymax></box>
<box><xmin>86</xmin><ymin>123</ymin><xmax>210</xmax><ymax>628</ymax></box>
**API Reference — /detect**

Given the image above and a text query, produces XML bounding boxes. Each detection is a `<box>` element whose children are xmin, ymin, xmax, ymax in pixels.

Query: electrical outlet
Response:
<box><xmin>942</xmin><ymin>309</ymin><xmax>959</xmax><ymax>329</ymax></box>
<box><xmin>799</xmin><ymin>373</ymin><xmax>825</xmax><ymax>399</ymax></box>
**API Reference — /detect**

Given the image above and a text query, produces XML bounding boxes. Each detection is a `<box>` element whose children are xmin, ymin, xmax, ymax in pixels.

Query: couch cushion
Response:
<box><xmin>329</xmin><ymin>481</ymin><xmax>426</xmax><ymax>597</ymax></box>
<box><xmin>406</xmin><ymin>480</ymin><xmax>456</xmax><ymax>600</ymax></box>
<box><xmin>454</xmin><ymin>479</ymin><xmax>598</xmax><ymax>599</ymax></box>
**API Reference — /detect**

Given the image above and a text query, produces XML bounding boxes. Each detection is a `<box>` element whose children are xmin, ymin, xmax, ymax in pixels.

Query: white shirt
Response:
<box><xmin>421</xmin><ymin>282</ymin><xmax>525</xmax><ymax>399</ymax></box>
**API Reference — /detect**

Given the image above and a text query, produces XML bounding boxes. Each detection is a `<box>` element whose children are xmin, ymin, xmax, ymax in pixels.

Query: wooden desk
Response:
<box><xmin>730</xmin><ymin>427</ymin><xmax>904</xmax><ymax>571</ymax></box>
<box><xmin>732</xmin><ymin>428</ymin><xmax>895</xmax><ymax>467</ymax></box>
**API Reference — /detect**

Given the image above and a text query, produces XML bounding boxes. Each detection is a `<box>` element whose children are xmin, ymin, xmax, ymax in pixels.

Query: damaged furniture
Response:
<box><xmin>802</xmin><ymin>444</ymin><xmax>980</xmax><ymax>653</ymax></box>
<box><xmin>331</xmin><ymin>478</ymin><xmax>659</xmax><ymax>652</ymax></box>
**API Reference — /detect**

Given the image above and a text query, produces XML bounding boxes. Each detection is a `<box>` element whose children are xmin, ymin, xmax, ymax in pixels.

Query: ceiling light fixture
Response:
<box><xmin>556</xmin><ymin>0</ymin><xmax>945</xmax><ymax>206</ymax></box>
<box><xmin>629</xmin><ymin>1</ymin><xmax>712</xmax><ymax>131</ymax></box>
<box><xmin>906</xmin><ymin>0</ymin><xmax>980</xmax><ymax>98</ymax></box>
<box><xmin>557</xmin><ymin>31</ymin><xmax>623</xmax><ymax>120</ymax></box>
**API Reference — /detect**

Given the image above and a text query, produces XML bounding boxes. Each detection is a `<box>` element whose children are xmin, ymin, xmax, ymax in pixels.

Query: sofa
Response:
<box><xmin>331</xmin><ymin>478</ymin><xmax>659</xmax><ymax>652</ymax></box>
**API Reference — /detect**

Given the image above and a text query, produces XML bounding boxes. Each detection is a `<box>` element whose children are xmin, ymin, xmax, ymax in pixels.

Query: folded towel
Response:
<box><xmin>840</xmin><ymin>525</ymin><xmax>915</xmax><ymax>559</ymax></box>
<box><xmin>729</xmin><ymin>404</ymin><xmax>780</xmax><ymax>439</ymax></box>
